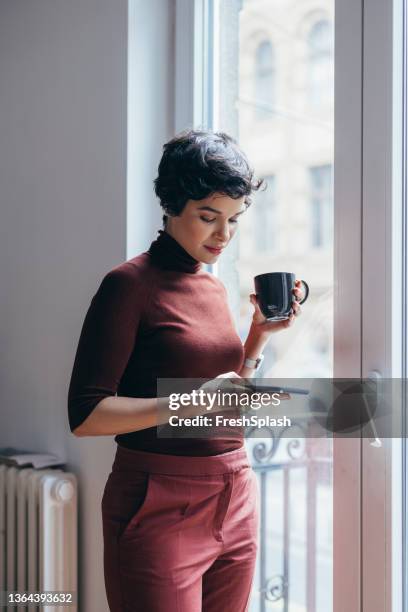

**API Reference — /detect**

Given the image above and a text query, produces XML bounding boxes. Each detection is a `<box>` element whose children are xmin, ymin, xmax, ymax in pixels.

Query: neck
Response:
<box><xmin>148</xmin><ymin>229</ymin><xmax>202</xmax><ymax>274</ymax></box>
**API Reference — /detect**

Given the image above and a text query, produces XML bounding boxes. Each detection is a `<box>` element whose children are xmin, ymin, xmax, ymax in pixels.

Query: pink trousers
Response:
<box><xmin>101</xmin><ymin>444</ymin><xmax>260</xmax><ymax>612</ymax></box>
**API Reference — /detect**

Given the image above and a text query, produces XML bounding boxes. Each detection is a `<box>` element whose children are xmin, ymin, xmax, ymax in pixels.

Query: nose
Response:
<box><xmin>213</xmin><ymin>222</ymin><xmax>230</xmax><ymax>243</ymax></box>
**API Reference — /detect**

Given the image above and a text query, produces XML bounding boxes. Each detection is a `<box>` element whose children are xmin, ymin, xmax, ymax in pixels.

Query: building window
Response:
<box><xmin>310</xmin><ymin>165</ymin><xmax>333</xmax><ymax>248</ymax></box>
<box><xmin>254</xmin><ymin>40</ymin><xmax>275</xmax><ymax>119</ymax></box>
<box><xmin>307</xmin><ymin>20</ymin><xmax>333</xmax><ymax>107</ymax></box>
<box><xmin>254</xmin><ymin>175</ymin><xmax>277</xmax><ymax>252</ymax></box>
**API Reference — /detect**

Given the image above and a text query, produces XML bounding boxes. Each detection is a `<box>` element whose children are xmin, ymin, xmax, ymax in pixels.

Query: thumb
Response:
<box><xmin>250</xmin><ymin>293</ymin><xmax>263</xmax><ymax>316</ymax></box>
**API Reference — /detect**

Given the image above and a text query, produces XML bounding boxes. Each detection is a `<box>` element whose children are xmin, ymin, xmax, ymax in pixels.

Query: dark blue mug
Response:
<box><xmin>254</xmin><ymin>272</ymin><xmax>309</xmax><ymax>321</ymax></box>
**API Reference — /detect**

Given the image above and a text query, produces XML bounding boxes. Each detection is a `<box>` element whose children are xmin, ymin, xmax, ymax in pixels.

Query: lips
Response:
<box><xmin>204</xmin><ymin>246</ymin><xmax>224</xmax><ymax>254</ymax></box>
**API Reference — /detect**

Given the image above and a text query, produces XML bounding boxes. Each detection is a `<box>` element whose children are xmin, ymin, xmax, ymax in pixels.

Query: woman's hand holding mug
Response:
<box><xmin>250</xmin><ymin>274</ymin><xmax>309</xmax><ymax>335</ymax></box>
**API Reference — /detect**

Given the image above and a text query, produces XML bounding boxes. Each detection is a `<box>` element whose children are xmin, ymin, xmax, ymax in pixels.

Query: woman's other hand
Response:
<box><xmin>195</xmin><ymin>372</ymin><xmax>252</xmax><ymax>415</ymax></box>
<box><xmin>199</xmin><ymin>371</ymin><xmax>246</xmax><ymax>393</ymax></box>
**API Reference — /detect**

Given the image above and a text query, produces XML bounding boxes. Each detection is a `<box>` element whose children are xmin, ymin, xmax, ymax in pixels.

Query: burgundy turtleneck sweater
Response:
<box><xmin>67</xmin><ymin>230</ymin><xmax>245</xmax><ymax>455</ymax></box>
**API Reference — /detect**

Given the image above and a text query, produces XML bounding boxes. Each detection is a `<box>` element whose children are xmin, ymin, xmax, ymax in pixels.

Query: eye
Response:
<box><xmin>229</xmin><ymin>218</ymin><xmax>239</xmax><ymax>224</ymax></box>
<box><xmin>200</xmin><ymin>216</ymin><xmax>216</xmax><ymax>223</ymax></box>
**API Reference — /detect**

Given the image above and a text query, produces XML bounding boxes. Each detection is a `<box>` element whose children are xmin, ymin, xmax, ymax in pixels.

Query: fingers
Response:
<box><xmin>291</xmin><ymin>301</ymin><xmax>301</xmax><ymax>317</ymax></box>
<box><xmin>292</xmin><ymin>286</ymin><xmax>303</xmax><ymax>302</ymax></box>
<box><xmin>283</xmin><ymin>313</ymin><xmax>295</xmax><ymax>327</ymax></box>
<box><xmin>292</xmin><ymin>280</ymin><xmax>305</xmax><ymax>303</ymax></box>
<box><xmin>227</xmin><ymin>372</ymin><xmax>244</xmax><ymax>386</ymax></box>
<box><xmin>249</xmin><ymin>289</ymin><xmax>302</xmax><ymax>327</ymax></box>
<box><xmin>217</xmin><ymin>371</ymin><xmax>241</xmax><ymax>379</ymax></box>
<box><xmin>250</xmin><ymin>293</ymin><xmax>262</xmax><ymax>311</ymax></box>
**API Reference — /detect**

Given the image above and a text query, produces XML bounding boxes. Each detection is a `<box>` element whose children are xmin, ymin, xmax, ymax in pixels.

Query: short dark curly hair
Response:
<box><xmin>153</xmin><ymin>129</ymin><xmax>263</xmax><ymax>226</ymax></box>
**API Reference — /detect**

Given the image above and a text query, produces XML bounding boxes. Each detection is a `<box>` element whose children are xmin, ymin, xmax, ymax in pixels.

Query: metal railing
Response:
<box><xmin>246</xmin><ymin>426</ymin><xmax>333</xmax><ymax>612</ymax></box>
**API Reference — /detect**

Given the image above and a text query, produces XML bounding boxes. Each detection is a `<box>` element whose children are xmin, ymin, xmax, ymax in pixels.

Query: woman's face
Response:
<box><xmin>165</xmin><ymin>193</ymin><xmax>247</xmax><ymax>264</ymax></box>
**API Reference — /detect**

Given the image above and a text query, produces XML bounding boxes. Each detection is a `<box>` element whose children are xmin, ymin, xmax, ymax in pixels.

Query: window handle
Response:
<box><xmin>367</xmin><ymin>370</ymin><xmax>382</xmax><ymax>448</ymax></box>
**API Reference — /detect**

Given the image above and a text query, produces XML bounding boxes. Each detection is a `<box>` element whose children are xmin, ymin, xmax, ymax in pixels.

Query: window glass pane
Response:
<box><xmin>310</xmin><ymin>165</ymin><xmax>333</xmax><ymax>248</ymax></box>
<box><xmin>308</xmin><ymin>20</ymin><xmax>334</xmax><ymax>107</ymax></box>
<box><xmin>252</xmin><ymin>176</ymin><xmax>277</xmax><ymax>253</ymax></box>
<box><xmin>255</xmin><ymin>40</ymin><xmax>276</xmax><ymax>119</ymax></box>
<box><xmin>236</xmin><ymin>0</ymin><xmax>334</xmax><ymax>379</ymax></box>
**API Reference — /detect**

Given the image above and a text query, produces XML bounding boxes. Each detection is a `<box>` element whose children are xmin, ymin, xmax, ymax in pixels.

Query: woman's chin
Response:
<box><xmin>201</xmin><ymin>250</ymin><xmax>220</xmax><ymax>264</ymax></box>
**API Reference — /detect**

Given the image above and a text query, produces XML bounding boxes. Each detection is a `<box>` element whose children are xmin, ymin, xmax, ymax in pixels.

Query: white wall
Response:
<box><xmin>0</xmin><ymin>1</ymin><xmax>175</xmax><ymax>609</ymax></box>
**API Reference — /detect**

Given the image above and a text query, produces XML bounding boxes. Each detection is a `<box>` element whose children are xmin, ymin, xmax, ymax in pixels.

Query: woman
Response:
<box><xmin>67</xmin><ymin>130</ymin><xmax>303</xmax><ymax>611</ymax></box>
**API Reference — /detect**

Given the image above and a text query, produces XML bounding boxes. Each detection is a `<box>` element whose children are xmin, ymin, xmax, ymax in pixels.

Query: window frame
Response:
<box><xmin>360</xmin><ymin>1</ymin><xmax>403</xmax><ymax>611</ymax></box>
<box><xmin>174</xmin><ymin>0</ymin><xmax>218</xmax><ymax>133</ymax></box>
<box><xmin>174</xmin><ymin>0</ymin><xmax>220</xmax><ymax>279</ymax></box>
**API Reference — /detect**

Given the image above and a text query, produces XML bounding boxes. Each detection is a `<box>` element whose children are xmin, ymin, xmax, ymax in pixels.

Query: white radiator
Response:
<box><xmin>0</xmin><ymin>466</ymin><xmax>77</xmax><ymax>611</ymax></box>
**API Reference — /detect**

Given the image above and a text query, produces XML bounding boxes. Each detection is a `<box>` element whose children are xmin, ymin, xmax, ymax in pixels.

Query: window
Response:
<box><xmin>309</xmin><ymin>165</ymin><xmax>333</xmax><ymax>248</ymax></box>
<box><xmin>174</xmin><ymin>0</ymin><xmax>403</xmax><ymax>608</ymax></box>
<box><xmin>254</xmin><ymin>40</ymin><xmax>275</xmax><ymax>119</ymax></box>
<box><xmin>307</xmin><ymin>20</ymin><xmax>333</xmax><ymax>107</ymax></box>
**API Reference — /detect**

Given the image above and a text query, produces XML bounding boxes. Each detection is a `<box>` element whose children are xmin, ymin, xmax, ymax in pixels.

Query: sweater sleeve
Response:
<box><xmin>67</xmin><ymin>265</ymin><xmax>145</xmax><ymax>433</ymax></box>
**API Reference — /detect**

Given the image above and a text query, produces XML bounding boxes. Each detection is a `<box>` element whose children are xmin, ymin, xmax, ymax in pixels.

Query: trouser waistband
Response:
<box><xmin>112</xmin><ymin>444</ymin><xmax>251</xmax><ymax>475</ymax></box>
